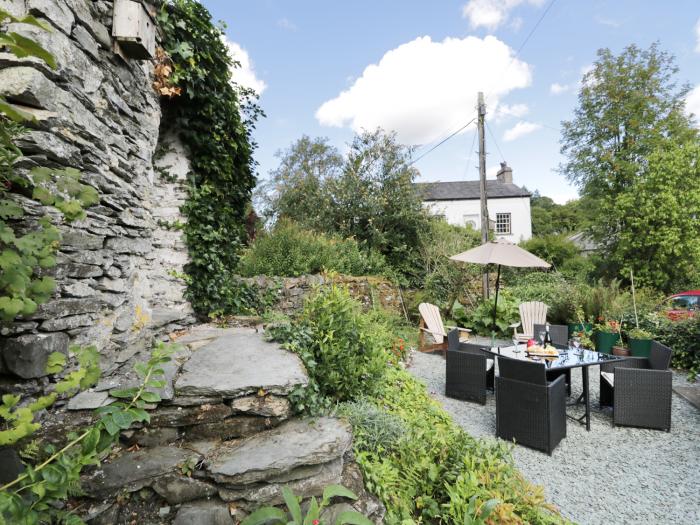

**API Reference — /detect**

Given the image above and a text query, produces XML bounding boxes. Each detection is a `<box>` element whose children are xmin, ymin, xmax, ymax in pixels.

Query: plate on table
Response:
<box><xmin>525</xmin><ymin>345</ymin><xmax>560</xmax><ymax>357</ymax></box>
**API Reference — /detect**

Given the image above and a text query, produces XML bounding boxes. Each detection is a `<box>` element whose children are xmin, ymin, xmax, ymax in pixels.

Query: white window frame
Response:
<box><xmin>495</xmin><ymin>212</ymin><xmax>511</xmax><ymax>235</ymax></box>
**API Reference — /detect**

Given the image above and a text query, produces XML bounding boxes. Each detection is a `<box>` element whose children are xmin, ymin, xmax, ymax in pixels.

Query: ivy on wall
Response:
<box><xmin>157</xmin><ymin>0</ymin><xmax>262</xmax><ymax>315</ymax></box>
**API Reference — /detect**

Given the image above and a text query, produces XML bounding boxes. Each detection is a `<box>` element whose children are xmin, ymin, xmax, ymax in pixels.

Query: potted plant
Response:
<box><xmin>627</xmin><ymin>327</ymin><xmax>654</xmax><ymax>358</ymax></box>
<box><xmin>568</xmin><ymin>306</ymin><xmax>594</xmax><ymax>338</ymax></box>
<box><xmin>593</xmin><ymin>318</ymin><xmax>621</xmax><ymax>354</ymax></box>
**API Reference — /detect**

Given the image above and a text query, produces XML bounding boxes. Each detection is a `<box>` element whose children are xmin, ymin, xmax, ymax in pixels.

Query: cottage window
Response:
<box><xmin>495</xmin><ymin>213</ymin><xmax>511</xmax><ymax>234</ymax></box>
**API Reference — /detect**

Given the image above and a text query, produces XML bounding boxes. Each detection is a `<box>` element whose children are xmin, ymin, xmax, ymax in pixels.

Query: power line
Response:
<box><xmin>409</xmin><ymin>117</ymin><xmax>476</xmax><ymax>166</ymax></box>
<box><xmin>485</xmin><ymin>121</ymin><xmax>505</xmax><ymax>163</ymax></box>
<box><xmin>464</xmin><ymin>126</ymin><xmax>478</xmax><ymax>178</ymax></box>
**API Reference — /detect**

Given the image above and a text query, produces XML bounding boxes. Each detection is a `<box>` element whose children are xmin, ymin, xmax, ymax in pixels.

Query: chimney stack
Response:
<box><xmin>496</xmin><ymin>161</ymin><xmax>513</xmax><ymax>184</ymax></box>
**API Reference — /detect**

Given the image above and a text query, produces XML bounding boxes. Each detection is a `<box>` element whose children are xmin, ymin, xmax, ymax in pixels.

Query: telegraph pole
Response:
<box><xmin>477</xmin><ymin>92</ymin><xmax>490</xmax><ymax>299</ymax></box>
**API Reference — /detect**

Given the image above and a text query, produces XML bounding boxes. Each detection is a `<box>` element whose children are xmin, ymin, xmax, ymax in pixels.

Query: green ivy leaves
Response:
<box><xmin>158</xmin><ymin>0</ymin><xmax>260</xmax><ymax>316</ymax></box>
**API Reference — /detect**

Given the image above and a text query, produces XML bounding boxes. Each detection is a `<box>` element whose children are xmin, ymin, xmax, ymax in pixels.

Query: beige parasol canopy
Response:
<box><xmin>450</xmin><ymin>238</ymin><xmax>551</xmax><ymax>268</ymax></box>
<box><xmin>450</xmin><ymin>239</ymin><xmax>551</xmax><ymax>333</ymax></box>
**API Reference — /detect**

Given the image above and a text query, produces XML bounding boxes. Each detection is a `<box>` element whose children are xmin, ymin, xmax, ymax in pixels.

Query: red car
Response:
<box><xmin>661</xmin><ymin>290</ymin><xmax>700</xmax><ymax>321</ymax></box>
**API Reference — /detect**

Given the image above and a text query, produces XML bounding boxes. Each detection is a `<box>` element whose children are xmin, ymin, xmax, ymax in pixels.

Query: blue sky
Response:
<box><xmin>202</xmin><ymin>0</ymin><xmax>700</xmax><ymax>204</ymax></box>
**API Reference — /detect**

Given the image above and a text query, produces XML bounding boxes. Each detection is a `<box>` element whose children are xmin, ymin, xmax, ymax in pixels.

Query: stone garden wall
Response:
<box><xmin>243</xmin><ymin>274</ymin><xmax>405</xmax><ymax>316</ymax></box>
<box><xmin>0</xmin><ymin>0</ymin><xmax>194</xmax><ymax>382</ymax></box>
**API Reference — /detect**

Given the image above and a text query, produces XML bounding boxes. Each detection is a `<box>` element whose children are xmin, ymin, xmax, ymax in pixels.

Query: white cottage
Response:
<box><xmin>416</xmin><ymin>163</ymin><xmax>532</xmax><ymax>242</ymax></box>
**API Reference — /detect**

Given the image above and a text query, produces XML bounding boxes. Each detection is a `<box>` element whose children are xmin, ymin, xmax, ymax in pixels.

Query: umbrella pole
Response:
<box><xmin>492</xmin><ymin>265</ymin><xmax>501</xmax><ymax>333</ymax></box>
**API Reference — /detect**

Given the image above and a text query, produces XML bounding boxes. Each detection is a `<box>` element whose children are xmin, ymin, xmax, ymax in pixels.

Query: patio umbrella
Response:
<box><xmin>449</xmin><ymin>239</ymin><xmax>551</xmax><ymax>332</ymax></box>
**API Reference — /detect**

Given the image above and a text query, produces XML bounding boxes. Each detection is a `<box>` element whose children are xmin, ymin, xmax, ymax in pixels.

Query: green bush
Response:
<box><xmin>268</xmin><ymin>283</ymin><xmax>392</xmax><ymax>413</ymax></box>
<box><xmin>453</xmin><ymin>290</ymin><xmax>520</xmax><ymax>337</ymax></box>
<box><xmin>507</xmin><ymin>272</ymin><xmax>576</xmax><ymax>324</ymax></box>
<box><xmin>519</xmin><ymin>235</ymin><xmax>580</xmax><ymax>271</ymax></box>
<box><xmin>238</xmin><ymin>220</ymin><xmax>390</xmax><ymax>278</ymax></box>
<box><xmin>416</xmin><ymin>220</ymin><xmax>481</xmax><ymax>307</ymax></box>
<box><xmin>642</xmin><ymin>314</ymin><xmax>700</xmax><ymax>380</ymax></box>
<box><xmin>351</xmin><ymin>368</ymin><xmax>566</xmax><ymax>524</ymax></box>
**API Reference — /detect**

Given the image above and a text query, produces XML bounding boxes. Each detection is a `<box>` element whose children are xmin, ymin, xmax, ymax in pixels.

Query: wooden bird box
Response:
<box><xmin>112</xmin><ymin>0</ymin><xmax>156</xmax><ymax>60</ymax></box>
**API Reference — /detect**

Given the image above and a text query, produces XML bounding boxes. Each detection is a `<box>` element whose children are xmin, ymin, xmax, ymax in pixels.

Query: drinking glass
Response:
<box><xmin>573</xmin><ymin>336</ymin><xmax>581</xmax><ymax>355</ymax></box>
<box><xmin>512</xmin><ymin>337</ymin><xmax>521</xmax><ymax>354</ymax></box>
<box><xmin>538</xmin><ymin>331</ymin><xmax>546</xmax><ymax>347</ymax></box>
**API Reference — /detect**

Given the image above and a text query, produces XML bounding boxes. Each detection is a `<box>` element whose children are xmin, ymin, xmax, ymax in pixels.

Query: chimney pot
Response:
<box><xmin>496</xmin><ymin>161</ymin><xmax>513</xmax><ymax>184</ymax></box>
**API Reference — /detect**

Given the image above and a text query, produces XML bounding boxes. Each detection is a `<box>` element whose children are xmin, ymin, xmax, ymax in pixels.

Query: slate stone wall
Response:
<box><xmin>243</xmin><ymin>274</ymin><xmax>404</xmax><ymax>315</ymax></box>
<box><xmin>0</xmin><ymin>0</ymin><xmax>194</xmax><ymax>381</ymax></box>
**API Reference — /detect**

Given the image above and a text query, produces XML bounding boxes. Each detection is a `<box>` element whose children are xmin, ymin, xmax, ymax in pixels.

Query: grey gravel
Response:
<box><xmin>408</xmin><ymin>346</ymin><xmax>700</xmax><ymax>525</ymax></box>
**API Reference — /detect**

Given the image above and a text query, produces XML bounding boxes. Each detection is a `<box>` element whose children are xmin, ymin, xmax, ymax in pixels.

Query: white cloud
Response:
<box><xmin>549</xmin><ymin>82</ymin><xmax>570</xmax><ymax>95</ymax></box>
<box><xmin>494</xmin><ymin>102</ymin><xmax>529</xmax><ymax>119</ymax></box>
<box><xmin>277</xmin><ymin>18</ymin><xmax>297</xmax><ymax>31</ymax></box>
<box><xmin>462</xmin><ymin>0</ymin><xmax>545</xmax><ymax>30</ymax></box>
<box><xmin>685</xmin><ymin>85</ymin><xmax>700</xmax><ymax>128</ymax></box>
<box><xmin>316</xmin><ymin>35</ymin><xmax>532</xmax><ymax>145</ymax></box>
<box><xmin>223</xmin><ymin>39</ymin><xmax>267</xmax><ymax>95</ymax></box>
<box><xmin>503</xmin><ymin>120</ymin><xmax>541</xmax><ymax>141</ymax></box>
<box><xmin>487</xmin><ymin>165</ymin><xmax>500</xmax><ymax>178</ymax></box>
<box><xmin>695</xmin><ymin>18</ymin><xmax>700</xmax><ymax>53</ymax></box>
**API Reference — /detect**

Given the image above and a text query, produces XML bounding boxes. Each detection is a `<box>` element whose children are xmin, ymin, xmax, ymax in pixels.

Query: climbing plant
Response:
<box><xmin>157</xmin><ymin>0</ymin><xmax>263</xmax><ymax>316</ymax></box>
<box><xmin>0</xmin><ymin>9</ymin><xmax>98</xmax><ymax>322</ymax></box>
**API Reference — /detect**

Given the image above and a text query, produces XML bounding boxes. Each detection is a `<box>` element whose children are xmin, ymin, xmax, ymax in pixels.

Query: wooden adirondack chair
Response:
<box><xmin>418</xmin><ymin>303</ymin><xmax>471</xmax><ymax>354</ymax></box>
<box><xmin>510</xmin><ymin>301</ymin><xmax>548</xmax><ymax>342</ymax></box>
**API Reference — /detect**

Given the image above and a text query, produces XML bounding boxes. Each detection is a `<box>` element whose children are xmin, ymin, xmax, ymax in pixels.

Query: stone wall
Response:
<box><xmin>244</xmin><ymin>274</ymin><xmax>405</xmax><ymax>316</ymax></box>
<box><xmin>0</xmin><ymin>0</ymin><xmax>194</xmax><ymax>382</ymax></box>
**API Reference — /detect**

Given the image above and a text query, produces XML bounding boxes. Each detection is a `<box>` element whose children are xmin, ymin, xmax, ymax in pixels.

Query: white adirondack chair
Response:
<box><xmin>418</xmin><ymin>303</ymin><xmax>471</xmax><ymax>354</ymax></box>
<box><xmin>510</xmin><ymin>301</ymin><xmax>548</xmax><ymax>342</ymax></box>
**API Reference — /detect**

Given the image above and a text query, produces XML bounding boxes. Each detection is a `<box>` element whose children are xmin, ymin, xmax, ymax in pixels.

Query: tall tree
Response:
<box><xmin>261</xmin><ymin>130</ymin><xmax>431</xmax><ymax>283</ymax></box>
<box><xmin>559</xmin><ymin>43</ymin><xmax>699</xmax><ymax>290</ymax></box>
<box><xmin>258</xmin><ymin>135</ymin><xmax>342</xmax><ymax>226</ymax></box>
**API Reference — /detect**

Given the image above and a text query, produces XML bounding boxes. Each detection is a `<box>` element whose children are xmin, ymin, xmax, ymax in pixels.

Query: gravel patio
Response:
<box><xmin>408</xmin><ymin>346</ymin><xmax>700</xmax><ymax>525</ymax></box>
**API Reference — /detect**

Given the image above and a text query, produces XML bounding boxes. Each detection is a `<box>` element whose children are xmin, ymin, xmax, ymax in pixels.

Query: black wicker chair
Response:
<box><xmin>496</xmin><ymin>356</ymin><xmax>567</xmax><ymax>454</ymax></box>
<box><xmin>534</xmin><ymin>323</ymin><xmax>571</xmax><ymax>395</ymax></box>
<box><xmin>445</xmin><ymin>329</ymin><xmax>494</xmax><ymax>405</ymax></box>
<box><xmin>599</xmin><ymin>341</ymin><xmax>673</xmax><ymax>431</ymax></box>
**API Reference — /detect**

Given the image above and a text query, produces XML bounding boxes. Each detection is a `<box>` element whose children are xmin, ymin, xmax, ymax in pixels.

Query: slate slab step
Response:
<box><xmin>206</xmin><ymin>417</ymin><xmax>352</xmax><ymax>485</ymax></box>
<box><xmin>83</xmin><ymin>446</ymin><xmax>201</xmax><ymax>496</ymax></box>
<box><xmin>174</xmin><ymin>328</ymin><xmax>308</xmax><ymax>398</ymax></box>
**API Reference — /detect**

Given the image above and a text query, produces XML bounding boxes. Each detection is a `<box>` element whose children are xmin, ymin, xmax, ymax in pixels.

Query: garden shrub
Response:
<box><xmin>268</xmin><ymin>283</ymin><xmax>393</xmax><ymax>413</ymax></box>
<box><xmin>416</xmin><ymin>220</ymin><xmax>481</xmax><ymax>308</ymax></box>
<box><xmin>453</xmin><ymin>290</ymin><xmax>520</xmax><ymax>337</ymax></box>
<box><xmin>269</xmin><ymin>285</ymin><xmax>566</xmax><ymax>524</ymax></box>
<box><xmin>351</xmin><ymin>368</ymin><xmax>566</xmax><ymax>524</ymax></box>
<box><xmin>237</xmin><ymin>220</ymin><xmax>390</xmax><ymax>278</ymax></box>
<box><xmin>507</xmin><ymin>272</ymin><xmax>577</xmax><ymax>324</ymax></box>
<box><xmin>642</xmin><ymin>314</ymin><xmax>700</xmax><ymax>380</ymax></box>
<box><xmin>520</xmin><ymin>234</ymin><xmax>580</xmax><ymax>271</ymax></box>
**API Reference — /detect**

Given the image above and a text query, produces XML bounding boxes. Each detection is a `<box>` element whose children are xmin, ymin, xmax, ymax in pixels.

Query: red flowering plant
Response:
<box><xmin>390</xmin><ymin>337</ymin><xmax>407</xmax><ymax>362</ymax></box>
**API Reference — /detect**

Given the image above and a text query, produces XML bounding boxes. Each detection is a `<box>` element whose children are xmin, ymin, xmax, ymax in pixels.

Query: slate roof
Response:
<box><xmin>415</xmin><ymin>180</ymin><xmax>531</xmax><ymax>201</ymax></box>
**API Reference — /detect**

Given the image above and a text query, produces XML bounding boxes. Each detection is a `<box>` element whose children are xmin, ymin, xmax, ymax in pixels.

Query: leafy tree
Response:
<box><xmin>559</xmin><ymin>43</ymin><xmax>699</xmax><ymax>290</ymax></box>
<box><xmin>259</xmin><ymin>136</ymin><xmax>342</xmax><ymax>226</ymax></box>
<box><xmin>263</xmin><ymin>130</ymin><xmax>431</xmax><ymax>284</ymax></box>
<box><xmin>599</xmin><ymin>141</ymin><xmax>700</xmax><ymax>291</ymax></box>
<box><xmin>529</xmin><ymin>191</ymin><xmax>589</xmax><ymax>237</ymax></box>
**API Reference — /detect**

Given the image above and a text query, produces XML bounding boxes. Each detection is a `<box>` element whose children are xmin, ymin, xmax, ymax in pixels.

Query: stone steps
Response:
<box><xmin>77</xmin><ymin>326</ymin><xmax>384</xmax><ymax>524</ymax></box>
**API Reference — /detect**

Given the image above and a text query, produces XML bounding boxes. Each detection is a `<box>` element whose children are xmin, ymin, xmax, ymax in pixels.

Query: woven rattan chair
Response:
<box><xmin>599</xmin><ymin>341</ymin><xmax>672</xmax><ymax>431</ymax></box>
<box><xmin>496</xmin><ymin>356</ymin><xmax>567</xmax><ymax>454</ymax></box>
<box><xmin>533</xmin><ymin>323</ymin><xmax>571</xmax><ymax>395</ymax></box>
<box><xmin>445</xmin><ymin>329</ymin><xmax>494</xmax><ymax>405</ymax></box>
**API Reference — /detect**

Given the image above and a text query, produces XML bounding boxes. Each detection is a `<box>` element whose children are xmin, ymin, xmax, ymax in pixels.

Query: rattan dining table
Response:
<box><xmin>483</xmin><ymin>345</ymin><xmax>627</xmax><ymax>431</ymax></box>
